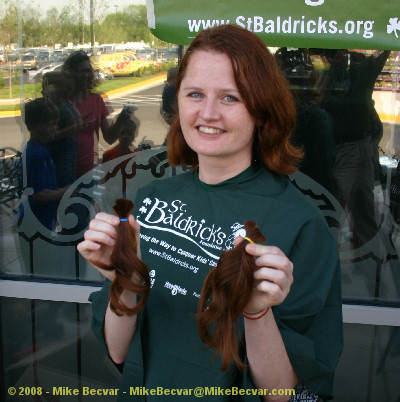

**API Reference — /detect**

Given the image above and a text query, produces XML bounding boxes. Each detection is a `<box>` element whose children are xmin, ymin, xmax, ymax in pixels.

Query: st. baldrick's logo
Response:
<box><xmin>137</xmin><ymin>198</ymin><xmax>227</xmax><ymax>250</ymax></box>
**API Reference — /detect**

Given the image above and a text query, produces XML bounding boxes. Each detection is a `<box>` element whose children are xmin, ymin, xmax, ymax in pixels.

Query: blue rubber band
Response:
<box><xmin>120</xmin><ymin>218</ymin><xmax>128</xmax><ymax>222</ymax></box>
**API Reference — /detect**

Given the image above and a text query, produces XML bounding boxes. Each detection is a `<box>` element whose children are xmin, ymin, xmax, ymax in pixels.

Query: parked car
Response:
<box><xmin>90</xmin><ymin>52</ymin><xmax>143</xmax><ymax>77</ymax></box>
<box><xmin>21</xmin><ymin>53</ymin><xmax>38</xmax><ymax>70</ymax></box>
<box><xmin>26</xmin><ymin>62</ymin><xmax>63</xmax><ymax>83</ymax></box>
<box><xmin>5</xmin><ymin>53</ymin><xmax>19</xmax><ymax>64</ymax></box>
<box><xmin>49</xmin><ymin>53</ymin><xmax>67</xmax><ymax>64</ymax></box>
<box><xmin>136</xmin><ymin>48</ymin><xmax>154</xmax><ymax>61</ymax></box>
<box><xmin>37</xmin><ymin>51</ymin><xmax>51</xmax><ymax>67</ymax></box>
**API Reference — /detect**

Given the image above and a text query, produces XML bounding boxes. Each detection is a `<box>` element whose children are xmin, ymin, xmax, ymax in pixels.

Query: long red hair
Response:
<box><xmin>197</xmin><ymin>221</ymin><xmax>266</xmax><ymax>370</ymax></box>
<box><xmin>98</xmin><ymin>198</ymin><xmax>150</xmax><ymax>316</ymax></box>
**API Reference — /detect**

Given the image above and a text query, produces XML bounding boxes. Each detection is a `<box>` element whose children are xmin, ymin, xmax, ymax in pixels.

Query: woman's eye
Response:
<box><xmin>224</xmin><ymin>95</ymin><xmax>238</xmax><ymax>102</ymax></box>
<box><xmin>189</xmin><ymin>92</ymin><xmax>202</xmax><ymax>99</ymax></box>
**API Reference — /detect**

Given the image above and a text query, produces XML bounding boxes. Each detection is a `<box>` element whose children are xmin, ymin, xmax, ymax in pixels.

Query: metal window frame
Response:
<box><xmin>1</xmin><ymin>279</ymin><xmax>399</xmax><ymax>326</ymax></box>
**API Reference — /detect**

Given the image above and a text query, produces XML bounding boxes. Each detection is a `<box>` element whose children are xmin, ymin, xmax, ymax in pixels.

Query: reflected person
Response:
<box><xmin>275</xmin><ymin>48</ymin><xmax>336</xmax><ymax>193</ymax></box>
<box><xmin>62</xmin><ymin>51</ymin><xmax>130</xmax><ymax>178</ymax></box>
<box><xmin>318</xmin><ymin>49</ymin><xmax>390</xmax><ymax>247</ymax></box>
<box><xmin>21</xmin><ymin>98</ymin><xmax>69</xmax><ymax>230</ymax></box>
<box><xmin>42</xmin><ymin>71</ymin><xmax>82</xmax><ymax>188</ymax></box>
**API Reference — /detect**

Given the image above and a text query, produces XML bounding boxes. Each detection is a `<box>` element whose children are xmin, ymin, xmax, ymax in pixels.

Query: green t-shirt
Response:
<box><xmin>90</xmin><ymin>165</ymin><xmax>343</xmax><ymax>401</ymax></box>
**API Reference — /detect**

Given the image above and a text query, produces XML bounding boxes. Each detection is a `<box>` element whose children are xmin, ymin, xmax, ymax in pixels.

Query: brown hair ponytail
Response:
<box><xmin>197</xmin><ymin>221</ymin><xmax>266</xmax><ymax>370</ymax></box>
<box><xmin>98</xmin><ymin>198</ymin><xmax>150</xmax><ymax>316</ymax></box>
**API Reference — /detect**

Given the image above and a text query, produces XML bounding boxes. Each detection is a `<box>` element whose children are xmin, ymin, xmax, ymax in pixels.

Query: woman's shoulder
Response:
<box><xmin>86</xmin><ymin>92</ymin><xmax>106</xmax><ymax>105</ymax></box>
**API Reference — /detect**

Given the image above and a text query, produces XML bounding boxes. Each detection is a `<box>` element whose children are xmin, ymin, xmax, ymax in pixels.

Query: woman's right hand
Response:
<box><xmin>77</xmin><ymin>212</ymin><xmax>139</xmax><ymax>281</ymax></box>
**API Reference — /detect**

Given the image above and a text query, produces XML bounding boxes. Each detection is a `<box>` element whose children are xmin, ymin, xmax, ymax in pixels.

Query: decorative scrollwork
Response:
<box><xmin>18</xmin><ymin>147</ymin><xmax>186</xmax><ymax>243</ymax></box>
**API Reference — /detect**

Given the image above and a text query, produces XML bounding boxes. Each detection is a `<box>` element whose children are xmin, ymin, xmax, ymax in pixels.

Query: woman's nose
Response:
<box><xmin>199</xmin><ymin>98</ymin><xmax>219</xmax><ymax>121</ymax></box>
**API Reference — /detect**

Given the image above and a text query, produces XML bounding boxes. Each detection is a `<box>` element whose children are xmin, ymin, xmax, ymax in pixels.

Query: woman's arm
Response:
<box><xmin>245</xmin><ymin>311</ymin><xmax>298</xmax><ymax>401</ymax></box>
<box><xmin>242</xmin><ymin>243</ymin><xmax>298</xmax><ymax>401</ymax></box>
<box><xmin>103</xmin><ymin>289</ymin><xmax>138</xmax><ymax>364</ymax></box>
<box><xmin>77</xmin><ymin>212</ymin><xmax>140</xmax><ymax>364</ymax></box>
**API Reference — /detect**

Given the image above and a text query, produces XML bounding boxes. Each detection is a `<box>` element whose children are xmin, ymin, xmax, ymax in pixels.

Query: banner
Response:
<box><xmin>146</xmin><ymin>0</ymin><xmax>400</xmax><ymax>49</ymax></box>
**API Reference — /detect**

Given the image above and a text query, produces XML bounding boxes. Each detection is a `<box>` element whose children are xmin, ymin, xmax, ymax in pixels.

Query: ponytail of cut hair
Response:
<box><xmin>197</xmin><ymin>221</ymin><xmax>266</xmax><ymax>370</ymax></box>
<box><xmin>98</xmin><ymin>198</ymin><xmax>150</xmax><ymax>316</ymax></box>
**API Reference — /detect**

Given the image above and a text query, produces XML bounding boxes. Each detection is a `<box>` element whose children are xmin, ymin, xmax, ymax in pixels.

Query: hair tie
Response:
<box><xmin>242</xmin><ymin>307</ymin><xmax>270</xmax><ymax>320</ymax></box>
<box><xmin>119</xmin><ymin>218</ymin><xmax>128</xmax><ymax>222</ymax></box>
<box><xmin>244</xmin><ymin>236</ymin><xmax>254</xmax><ymax>244</ymax></box>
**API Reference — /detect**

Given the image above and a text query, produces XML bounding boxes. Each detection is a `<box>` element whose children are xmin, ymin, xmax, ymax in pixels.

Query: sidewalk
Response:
<box><xmin>0</xmin><ymin>74</ymin><xmax>167</xmax><ymax>118</ymax></box>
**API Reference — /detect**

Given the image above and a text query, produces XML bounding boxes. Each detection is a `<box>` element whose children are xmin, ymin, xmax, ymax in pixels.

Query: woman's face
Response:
<box><xmin>75</xmin><ymin>60</ymin><xmax>92</xmax><ymax>89</ymax></box>
<box><xmin>178</xmin><ymin>50</ymin><xmax>256</xmax><ymax>169</ymax></box>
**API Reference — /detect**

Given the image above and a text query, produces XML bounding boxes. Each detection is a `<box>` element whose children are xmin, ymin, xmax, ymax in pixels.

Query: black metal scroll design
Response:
<box><xmin>17</xmin><ymin>148</ymin><xmax>184</xmax><ymax>247</ymax></box>
<box><xmin>0</xmin><ymin>147</ymin><xmax>22</xmax><ymax>207</ymax></box>
<box><xmin>289</xmin><ymin>171</ymin><xmax>399</xmax><ymax>267</ymax></box>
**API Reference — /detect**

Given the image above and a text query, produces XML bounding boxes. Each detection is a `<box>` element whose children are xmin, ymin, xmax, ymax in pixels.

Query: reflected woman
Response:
<box><xmin>62</xmin><ymin>51</ymin><xmax>129</xmax><ymax>177</ymax></box>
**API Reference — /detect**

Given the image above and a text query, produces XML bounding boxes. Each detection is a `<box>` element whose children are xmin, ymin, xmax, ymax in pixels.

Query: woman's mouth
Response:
<box><xmin>198</xmin><ymin>126</ymin><xmax>224</xmax><ymax>134</ymax></box>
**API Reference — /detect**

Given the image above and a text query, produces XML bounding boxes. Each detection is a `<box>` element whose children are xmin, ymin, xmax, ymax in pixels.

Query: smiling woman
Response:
<box><xmin>79</xmin><ymin>24</ymin><xmax>343</xmax><ymax>402</ymax></box>
<box><xmin>2</xmin><ymin>1</ymin><xmax>400</xmax><ymax>401</ymax></box>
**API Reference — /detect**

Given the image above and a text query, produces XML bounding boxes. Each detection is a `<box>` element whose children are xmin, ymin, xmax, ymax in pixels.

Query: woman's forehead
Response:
<box><xmin>182</xmin><ymin>51</ymin><xmax>235</xmax><ymax>84</ymax></box>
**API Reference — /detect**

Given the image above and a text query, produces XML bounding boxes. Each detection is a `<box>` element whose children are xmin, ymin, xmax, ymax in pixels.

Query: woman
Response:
<box><xmin>62</xmin><ymin>51</ymin><xmax>128</xmax><ymax>177</ymax></box>
<box><xmin>78</xmin><ymin>25</ymin><xmax>342</xmax><ymax>401</ymax></box>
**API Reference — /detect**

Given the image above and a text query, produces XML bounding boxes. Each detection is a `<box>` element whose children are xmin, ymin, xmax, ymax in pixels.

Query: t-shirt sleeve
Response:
<box><xmin>274</xmin><ymin>215</ymin><xmax>343</xmax><ymax>400</ymax></box>
<box><xmin>29</xmin><ymin>152</ymin><xmax>53</xmax><ymax>194</ymax></box>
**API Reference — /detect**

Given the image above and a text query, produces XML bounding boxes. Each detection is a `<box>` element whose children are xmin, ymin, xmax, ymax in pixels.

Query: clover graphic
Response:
<box><xmin>139</xmin><ymin>206</ymin><xmax>148</xmax><ymax>214</ymax></box>
<box><xmin>387</xmin><ymin>17</ymin><xmax>400</xmax><ymax>38</ymax></box>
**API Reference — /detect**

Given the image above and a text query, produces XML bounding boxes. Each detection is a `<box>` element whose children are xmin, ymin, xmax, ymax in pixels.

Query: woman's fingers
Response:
<box><xmin>242</xmin><ymin>243</ymin><xmax>294</xmax><ymax>311</ymax></box>
<box><xmin>245</xmin><ymin>243</ymin><xmax>286</xmax><ymax>258</ymax></box>
<box><xmin>246</xmin><ymin>243</ymin><xmax>293</xmax><ymax>276</ymax></box>
<box><xmin>77</xmin><ymin>239</ymin><xmax>100</xmax><ymax>256</ymax></box>
<box><xmin>77</xmin><ymin>211</ymin><xmax>141</xmax><ymax>271</ymax></box>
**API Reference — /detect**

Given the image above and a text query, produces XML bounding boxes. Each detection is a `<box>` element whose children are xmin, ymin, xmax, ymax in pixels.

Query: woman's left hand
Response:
<box><xmin>241</xmin><ymin>242</ymin><xmax>294</xmax><ymax>314</ymax></box>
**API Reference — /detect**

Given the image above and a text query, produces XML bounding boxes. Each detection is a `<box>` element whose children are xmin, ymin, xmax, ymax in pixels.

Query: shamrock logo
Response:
<box><xmin>387</xmin><ymin>17</ymin><xmax>400</xmax><ymax>38</ymax></box>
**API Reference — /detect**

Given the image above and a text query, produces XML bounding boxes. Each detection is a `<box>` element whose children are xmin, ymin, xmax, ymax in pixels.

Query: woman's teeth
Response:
<box><xmin>198</xmin><ymin>126</ymin><xmax>224</xmax><ymax>134</ymax></box>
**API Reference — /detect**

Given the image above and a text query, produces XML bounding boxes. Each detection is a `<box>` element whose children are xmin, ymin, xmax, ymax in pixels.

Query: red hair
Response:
<box><xmin>197</xmin><ymin>221</ymin><xmax>266</xmax><ymax>370</ymax></box>
<box><xmin>98</xmin><ymin>198</ymin><xmax>150</xmax><ymax>316</ymax></box>
<box><xmin>167</xmin><ymin>24</ymin><xmax>302</xmax><ymax>174</ymax></box>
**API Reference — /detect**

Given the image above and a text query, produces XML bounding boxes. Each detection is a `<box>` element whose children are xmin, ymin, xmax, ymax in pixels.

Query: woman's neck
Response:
<box><xmin>197</xmin><ymin>155</ymin><xmax>252</xmax><ymax>184</ymax></box>
<box><xmin>72</xmin><ymin>88</ymin><xmax>89</xmax><ymax>103</ymax></box>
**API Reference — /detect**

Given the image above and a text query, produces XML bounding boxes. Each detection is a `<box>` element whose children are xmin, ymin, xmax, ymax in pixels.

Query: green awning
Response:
<box><xmin>146</xmin><ymin>0</ymin><xmax>400</xmax><ymax>50</ymax></box>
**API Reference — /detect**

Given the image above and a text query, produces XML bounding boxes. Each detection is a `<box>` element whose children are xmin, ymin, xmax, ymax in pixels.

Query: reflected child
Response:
<box><xmin>102</xmin><ymin>115</ymin><xmax>141</xmax><ymax>163</ymax></box>
<box><xmin>22</xmin><ymin>98</ymin><xmax>69</xmax><ymax>230</ymax></box>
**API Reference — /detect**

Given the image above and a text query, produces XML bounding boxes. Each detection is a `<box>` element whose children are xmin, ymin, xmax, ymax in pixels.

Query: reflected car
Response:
<box><xmin>21</xmin><ymin>54</ymin><xmax>38</xmax><ymax>70</ymax></box>
<box><xmin>26</xmin><ymin>62</ymin><xmax>63</xmax><ymax>83</ymax></box>
<box><xmin>90</xmin><ymin>52</ymin><xmax>142</xmax><ymax>77</ymax></box>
